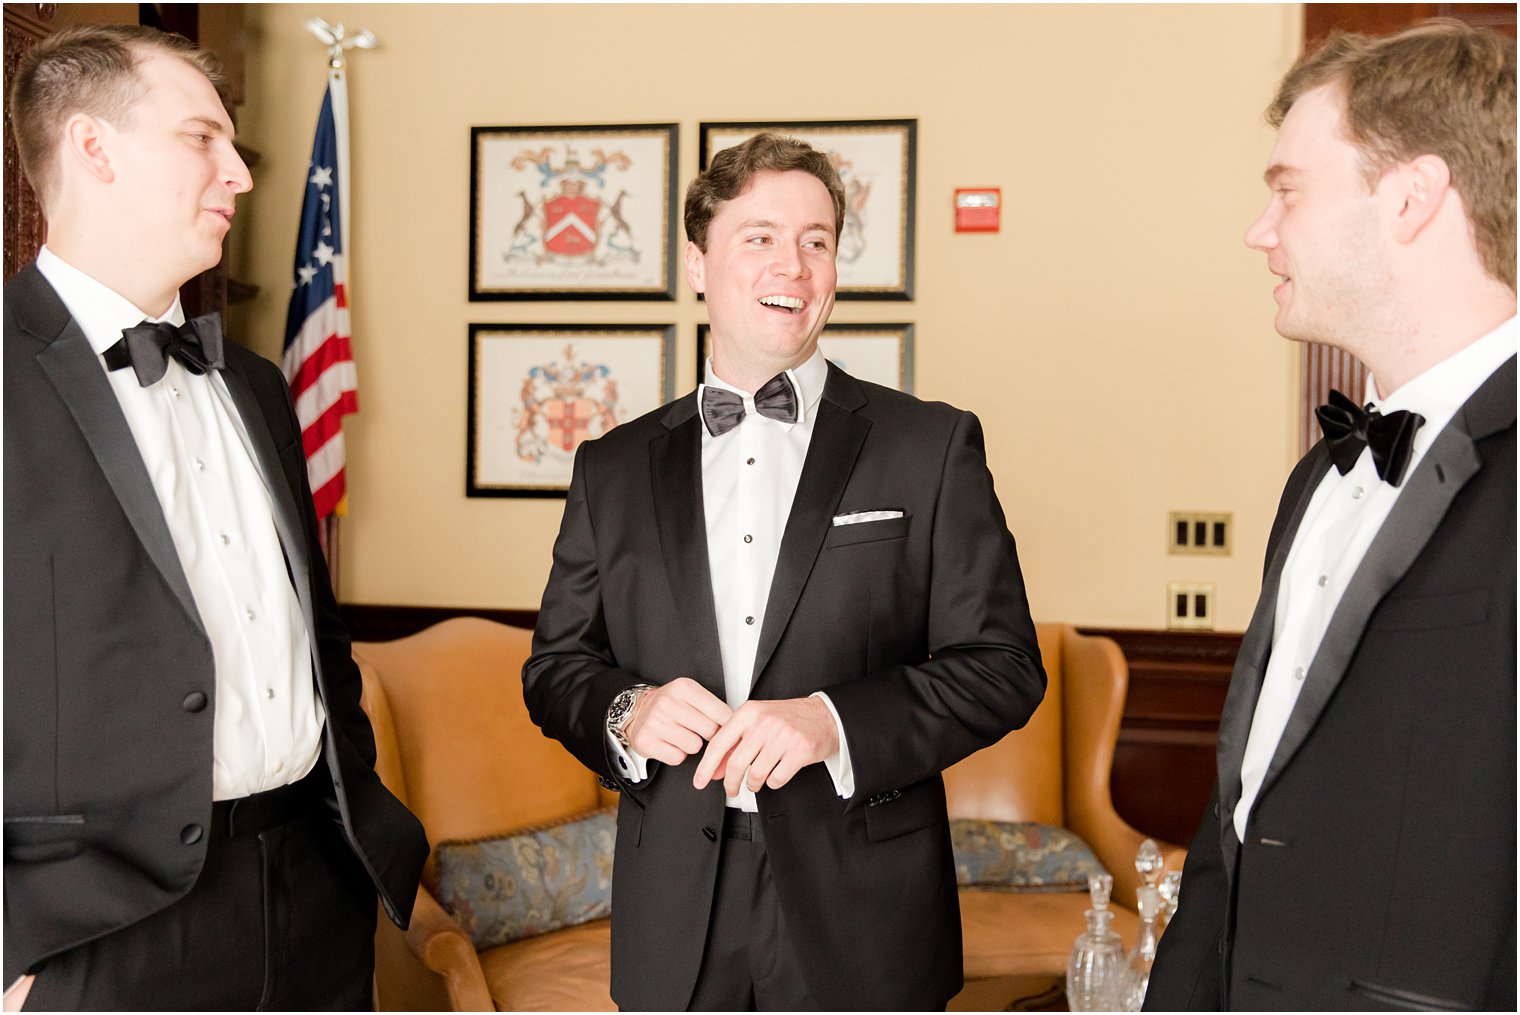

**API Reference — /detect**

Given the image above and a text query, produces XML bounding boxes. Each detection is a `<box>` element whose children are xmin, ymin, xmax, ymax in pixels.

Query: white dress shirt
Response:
<box><xmin>610</xmin><ymin>349</ymin><xmax>854</xmax><ymax>810</ymax></box>
<box><xmin>37</xmin><ymin>247</ymin><xmax>323</xmax><ymax>801</ymax></box>
<box><xmin>1234</xmin><ymin>316</ymin><xmax>1517</xmax><ymax>840</ymax></box>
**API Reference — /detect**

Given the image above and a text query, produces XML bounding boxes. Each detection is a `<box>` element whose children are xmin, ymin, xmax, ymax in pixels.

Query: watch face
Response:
<box><xmin>610</xmin><ymin>692</ymin><xmax>636</xmax><ymax>725</ymax></box>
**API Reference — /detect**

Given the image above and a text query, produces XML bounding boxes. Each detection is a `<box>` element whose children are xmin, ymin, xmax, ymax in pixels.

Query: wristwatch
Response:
<box><xmin>607</xmin><ymin>684</ymin><xmax>656</xmax><ymax>750</ymax></box>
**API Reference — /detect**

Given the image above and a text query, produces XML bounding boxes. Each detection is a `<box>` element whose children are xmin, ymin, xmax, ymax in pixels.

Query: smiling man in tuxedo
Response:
<box><xmin>1146</xmin><ymin>20</ymin><xmax>1515</xmax><ymax>1011</ymax></box>
<box><xmin>4</xmin><ymin>24</ymin><xmax>427</xmax><ymax>1010</ymax></box>
<box><xmin>523</xmin><ymin>133</ymin><xmax>1045</xmax><ymax>1010</ymax></box>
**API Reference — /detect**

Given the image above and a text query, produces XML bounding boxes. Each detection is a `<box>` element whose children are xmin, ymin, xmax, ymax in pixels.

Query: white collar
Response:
<box><xmin>35</xmin><ymin>245</ymin><xmax>185</xmax><ymax>356</ymax></box>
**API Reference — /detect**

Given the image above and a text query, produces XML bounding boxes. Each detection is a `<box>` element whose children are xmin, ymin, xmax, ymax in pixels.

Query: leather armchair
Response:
<box><xmin>944</xmin><ymin>624</ymin><xmax>1187</xmax><ymax>981</ymax></box>
<box><xmin>354</xmin><ymin>619</ymin><xmax>1182</xmax><ymax>1010</ymax></box>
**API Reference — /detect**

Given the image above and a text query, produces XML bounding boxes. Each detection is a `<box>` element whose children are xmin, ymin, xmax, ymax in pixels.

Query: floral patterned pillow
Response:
<box><xmin>951</xmin><ymin>819</ymin><xmax>1108</xmax><ymax>892</ymax></box>
<box><xmin>435</xmin><ymin>807</ymin><xmax>615</xmax><ymax>949</ymax></box>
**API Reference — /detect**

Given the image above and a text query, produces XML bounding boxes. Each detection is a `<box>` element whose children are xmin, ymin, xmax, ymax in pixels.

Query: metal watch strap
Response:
<box><xmin>608</xmin><ymin>683</ymin><xmax>656</xmax><ymax>749</ymax></box>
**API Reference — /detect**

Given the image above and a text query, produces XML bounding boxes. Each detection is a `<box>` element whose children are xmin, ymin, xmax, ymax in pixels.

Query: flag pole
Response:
<box><xmin>293</xmin><ymin>19</ymin><xmax>377</xmax><ymax>591</ymax></box>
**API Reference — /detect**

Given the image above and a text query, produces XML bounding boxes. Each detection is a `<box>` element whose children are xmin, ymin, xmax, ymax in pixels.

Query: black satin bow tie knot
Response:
<box><xmin>104</xmin><ymin>313</ymin><xmax>226</xmax><ymax>388</ymax></box>
<box><xmin>1315</xmin><ymin>388</ymin><xmax>1425</xmax><ymax>487</ymax></box>
<box><xmin>700</xmin><ymin>372</ymin><xmax>799</xmax><ymax>437</ymax></box>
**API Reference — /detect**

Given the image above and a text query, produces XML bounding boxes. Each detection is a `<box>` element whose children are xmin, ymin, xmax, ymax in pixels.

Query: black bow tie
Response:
<box><xmin>1315</xmin><ymin>388</ymin><xmax>1425</xmax><ymax>487</ymax></box>
<box><xmin>700</xmin><ymin>372</ymin><xmax>799</xmax><ymax>437</ymax></box>
<box><xmin>103</xmin><ymin>314</ymin><xmax>226</xmax><ymax>388</ymax></box>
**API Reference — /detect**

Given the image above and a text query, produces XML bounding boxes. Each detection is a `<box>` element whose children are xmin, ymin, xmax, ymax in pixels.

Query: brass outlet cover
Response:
<box><xmin>1168</xmin><ymin>512</ymin><xmax>1233</xmax><ymax>556</ymax></box>
<box><xmin>1167</xmin><ymin>581</ymin><xmax>1216</xmax><ymax>630</ymax></box>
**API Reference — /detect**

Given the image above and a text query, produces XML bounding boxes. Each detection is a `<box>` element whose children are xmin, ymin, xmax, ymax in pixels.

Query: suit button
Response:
<box><xmin>181</xmin><ymin>824</ymin><xmax>203</xmax><ymax>845</ymax></box>
<box><xmin>182</xmin><ymin>691</ymin><xmax>208</xmax><ymax>713</ymax></box>
<box><xmin>702</xmin><ymin>826</ymin><xmax>717</xmax><ymax>842</ymax></box>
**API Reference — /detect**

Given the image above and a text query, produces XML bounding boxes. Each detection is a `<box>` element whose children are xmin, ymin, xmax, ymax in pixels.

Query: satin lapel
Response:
<box><xmin>750</xmin><ymin>391</ymin><xmax>871</xmax><ymax>688</ymax></box>
<box><xmin>36</xmin><ymin>319</ymin><xmax>204</xmax><ymax>636</ymax></box>
<box><xmin>1214</xmin><ymin>444</ymin><xmax>1330</xmax><ymax>870</ymax></box>
<box><xmin>1257</xmin><ymin>358</ymin><xmax>1513</xmax><ymax>801</ymax></box>
<box><xmin>650</xmin><ymin>401</ymin><xmax>727</xmax><ymax>700</ymax></box>
<box><xmin>218</xmin><ymin>360</ymin><xmax>315</xmax><ymax>629</ymax></box>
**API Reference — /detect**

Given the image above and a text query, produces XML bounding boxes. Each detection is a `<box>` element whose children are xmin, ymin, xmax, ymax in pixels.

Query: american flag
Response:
<box><xmin>282</xmin><ymin>72</ymin><xmax>357</xmax><ymax>520</ymax></box>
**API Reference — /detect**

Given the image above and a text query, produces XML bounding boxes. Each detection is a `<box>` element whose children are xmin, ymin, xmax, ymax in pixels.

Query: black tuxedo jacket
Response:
<box><xmin>523</xmin><ymin>364</ymin><xmax>1046</xmax><ymax>1010</ymax></box>
<box><xmin>2</xmin><ymin>263</ymin><xmax>428</xmax><ymax>985</ymax></box>
<box><xmin>1147</xmin><ymin>358</ymin><xmax>1516</xmax><ymax>1011</ymax></box>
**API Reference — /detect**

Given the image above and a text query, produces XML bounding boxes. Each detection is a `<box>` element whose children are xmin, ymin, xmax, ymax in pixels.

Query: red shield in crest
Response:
<box><xmin>543</xmin><ymin>195</ymin><xmax>600</xmax><ymax>256</ymax></box>
<box><xmin>544</xmin><ymin>398</ymin><xmax>598</xmax><ymax>451</ymax></box>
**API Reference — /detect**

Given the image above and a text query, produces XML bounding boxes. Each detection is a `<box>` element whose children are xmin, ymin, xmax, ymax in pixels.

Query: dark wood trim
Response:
<box><xmin>1079</xmin><ymin>627</ymin><xmax>1242</xmax><ymax>846</ymax></box>
<box><xmin>341</xmin><ymin>602</ymin><xmax>541</xmax><ymax>644</ymax></box>
<box><xmin>1305</xmin><ymin>4</ymin><xmax>1515</xmax><ymax>48</ymax></box>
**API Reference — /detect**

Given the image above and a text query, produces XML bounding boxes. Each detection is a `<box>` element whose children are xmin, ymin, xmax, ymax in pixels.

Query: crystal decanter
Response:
<box><xmin>1067</xmin><ymin>874</ymin><xmax>1125</xmax><ymax>1012</ymax></box>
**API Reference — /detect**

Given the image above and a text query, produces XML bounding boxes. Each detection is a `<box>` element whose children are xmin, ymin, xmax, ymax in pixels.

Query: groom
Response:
<box><xmin>524</xmin><ymin>132</ymin><xmax>1046</xmax><ymax>1010</ymax></box>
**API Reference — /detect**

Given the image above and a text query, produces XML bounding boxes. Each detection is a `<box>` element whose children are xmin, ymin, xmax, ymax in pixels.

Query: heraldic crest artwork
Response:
<box><xmin>470</xmin><ymin>124</ymin><xmax>678</xmax><ymax>300</ymax></box>
<box><xmin>468</xmin><ymin>324</ymin><xmax>676</xmax><ymax>496</ymax></box>
<box><xmin>700</xmin><ymin>119</ymin><xmax>916</xmax><ymax>300</ymax></box>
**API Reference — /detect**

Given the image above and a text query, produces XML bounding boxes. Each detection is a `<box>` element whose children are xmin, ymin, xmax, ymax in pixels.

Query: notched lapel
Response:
<box><xmin>36</xmin><ymin>319</ymin><xmax>205</xmax><ymax>637</ymax></box>
<box><xmin>1259</xmin><ymin>358</ymin><xmax>1514</xmax><ymax>801</ymax></box>
<box><xmin>650</xmin><ymin>402</ymin><xmax>727</xmax><ymax>701</ymax></box>
<box><xmin>751</xmin><ymin>389</ymin><xmax>871</xmax><ymax>688</ymax></box>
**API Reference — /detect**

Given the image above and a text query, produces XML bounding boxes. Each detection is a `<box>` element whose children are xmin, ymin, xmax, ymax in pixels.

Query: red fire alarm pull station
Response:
<box><xmin>955</xmin><ymin>188</ymin><xmax>1001</xmax><ymax>233</ymax></box>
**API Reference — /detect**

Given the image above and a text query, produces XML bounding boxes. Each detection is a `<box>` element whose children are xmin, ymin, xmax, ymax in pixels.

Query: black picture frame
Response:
<box><xmin>470</xmin><ymin>123</ymin><xmax>679</xmax><ymax>301</ymax></box>
<box><xmin>467</xmin><ymin>323</ymin><xmax>676</xmax><ymax>497</ymax></box>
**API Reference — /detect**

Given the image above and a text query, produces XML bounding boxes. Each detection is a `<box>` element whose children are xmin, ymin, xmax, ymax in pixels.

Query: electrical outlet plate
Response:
<box><xmin>1168</xmin><ymin>512</ymin><xmax>1233</xmax><ymax>556</ymax></box>
<box><xmin>1167</xmin><ymin>581</ymin><xmax>1216</xmax><ymax>630</ymax></box>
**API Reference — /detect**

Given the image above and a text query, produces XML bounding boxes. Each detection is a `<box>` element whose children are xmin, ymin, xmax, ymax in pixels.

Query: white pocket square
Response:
<box><xmin>832</xmin><ymin>510</ymin><xmax>904</xmax><ymax>526</ymax></box>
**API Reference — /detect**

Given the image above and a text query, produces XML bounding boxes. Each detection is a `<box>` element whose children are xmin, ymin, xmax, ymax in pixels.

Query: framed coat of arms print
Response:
<box><xmin>467</xmin><ymin>324</ymin><xmax>676</xmax><ymax>497</ymax></box>
<box><xmin>699</xmin><ymin>119</ymin><xmax>917</xmax><ymax>300</ymax></box>
<box><xmin>470</xmin><ymin>124</ymin><xmax>678</xmax><ymax>300</ymax></box>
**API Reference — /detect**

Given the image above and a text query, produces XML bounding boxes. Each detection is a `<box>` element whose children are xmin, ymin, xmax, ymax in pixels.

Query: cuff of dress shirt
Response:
<box><xmin>811</xmin><ymin>691</ymin><xmax>854</xmax><ymax>799</ymax></box>
<box><xmin>605</xmin><ymin>728</ymin><xmax>651</xmax><ymax>783</ymax></box>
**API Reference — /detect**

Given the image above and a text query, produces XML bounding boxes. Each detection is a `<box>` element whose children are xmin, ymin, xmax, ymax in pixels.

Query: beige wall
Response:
<box><xmin>233</xmin><ymin>3</ymin><xmax>1304</xmax><ymax>629</ymax></box>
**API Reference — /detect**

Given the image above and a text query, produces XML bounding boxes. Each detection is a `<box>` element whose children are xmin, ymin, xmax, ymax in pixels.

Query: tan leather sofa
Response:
<box><xmin>355</xmin><ymin>618</ymin><xmax>1183</xmax><ymax>1011</ymax></box>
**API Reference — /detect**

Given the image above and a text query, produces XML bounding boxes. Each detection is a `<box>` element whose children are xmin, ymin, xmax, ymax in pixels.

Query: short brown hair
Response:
<box><xmin>684</xmin><ymin>133</ymin><xmax>847</xmax><ymax>251</ymax></box>
<box><xmin>1268</xmin><ymin>19</ymin><xmax>1516</xmax><ymax>290</ymax></box>
<box><xmin>9</xmin><ymin>24</ymin><xmax>228</xmax><ymax>211</ymax></box>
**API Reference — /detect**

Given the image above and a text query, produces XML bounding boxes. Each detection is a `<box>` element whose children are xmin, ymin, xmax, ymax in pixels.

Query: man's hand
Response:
<box><xmin>693</xmin><ymin>697</ymin><xmax>840</xmax><ymax>796</ymax></box>
<box><xmin>625</xmin><ymin>677</ymin><xmax>733</xmax><ymax>766</ymax></box>
<box><xmin>4</xmin><ymin>975</ymin><xmax>33</xmax><ymax>1012</ymax></box>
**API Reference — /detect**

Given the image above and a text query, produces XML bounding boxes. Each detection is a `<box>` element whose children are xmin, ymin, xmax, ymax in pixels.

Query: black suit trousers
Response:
<box><xmin>23</xmin><ymin>795</ymin><xmax>377</xmax><ymax>1011</ymax></box>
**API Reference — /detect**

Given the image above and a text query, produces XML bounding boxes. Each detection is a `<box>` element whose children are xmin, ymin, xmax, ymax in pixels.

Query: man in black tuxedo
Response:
<box><xmin>3</xmin><ymin>24</ymin><xmax>427</xmax><ymax>1010</ymax></box>
<box><xmin>1146</xmin><ymin>20</ymin><xmax>1515</xmax><ymax>1011</ymax></box>
<box><xmin>523</xmin><ymin>134</ymin><xmax>1045</xmax><ymax>1010</ymax></box>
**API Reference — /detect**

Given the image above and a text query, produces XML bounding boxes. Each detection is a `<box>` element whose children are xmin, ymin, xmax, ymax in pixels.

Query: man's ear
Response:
<box><xmin>1390</xmin><ymin>154</ymin><xmax>1452</xmax><ymax>243</ymax></box>
<box><xmin>60</xmin><ymin>113</ymin><xmax>115</xmax><ymax>185</ymax></box>
<box><xmin>683</xmin><ymin>240</ymin><xmax>705</xmax><ymax>294</ymax></box>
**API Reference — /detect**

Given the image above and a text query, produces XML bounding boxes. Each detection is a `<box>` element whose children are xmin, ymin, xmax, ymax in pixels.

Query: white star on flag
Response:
<box><xmin>313</xmin><ymin>241</ymin><xmax>335</xmax><ymax>266</ymax></box>
<box><xmin>310</xmin><ymin>165</ymin><xmax>334</xmax><ymax>189</ymax></box>
<box><xmin>296</xmin><ymin>264</ymin><xmax>319</xmax><ymax>286</ymax></box>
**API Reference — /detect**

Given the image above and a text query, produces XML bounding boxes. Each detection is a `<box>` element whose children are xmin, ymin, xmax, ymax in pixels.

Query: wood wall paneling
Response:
<box><xmin>1081</xmin><ymin>628</ymin><xmax>1241</xmax><ymax>846</ymax></box>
